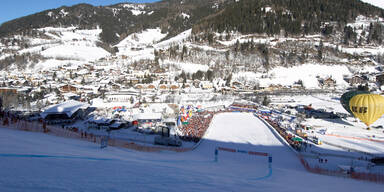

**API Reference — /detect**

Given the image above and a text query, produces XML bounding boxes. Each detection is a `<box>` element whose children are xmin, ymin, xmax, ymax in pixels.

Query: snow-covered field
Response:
<box><xmin>161</xmin><ymin>60</ymin><xmax>210</xmax><ymax>74</ymax></box>
<box><xmin>117</xmin><ymin>28</ymin><xmax>167</xmax><ymax>49</ymax></box>
<box><xmin>41</xmin><ymin>45</ymin><xmax>109</xmax><ymax>61</ymax></box>
<box><xmin>234</xmin><ymin>64</ymin><xmax>357</xmax><ymax>89</ymax></box>
<box><xmin>271</xmin><ymin>94</ymin><xmax>345</xmax><ymax>113</ymax></box>
<box><xmin>0</xmin><ymin>113</ymin><xmax>381</xmax><ymax>191</ymax></box>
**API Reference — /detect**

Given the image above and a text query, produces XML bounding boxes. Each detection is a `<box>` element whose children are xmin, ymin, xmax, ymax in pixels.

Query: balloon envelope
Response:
<box><xmin>340</xmin><ymin>90</ymin><xmax>369</xmax><ymax>114</ymax></box>
<box><xmin>349</xmin><ymin>94</ymin><xmax>384</xmax><ymax>127</ymax></box>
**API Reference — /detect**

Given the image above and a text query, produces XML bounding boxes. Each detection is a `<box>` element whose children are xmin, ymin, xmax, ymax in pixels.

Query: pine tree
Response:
<box><xmin>317</xmin><ymin>40</ymin><xmax>323</xmax><ymax>62</ymax></box>
<box><xmin>225</xmin><ymin>74</ymin><xmax>232</xmax><ymax>87</ymax></box>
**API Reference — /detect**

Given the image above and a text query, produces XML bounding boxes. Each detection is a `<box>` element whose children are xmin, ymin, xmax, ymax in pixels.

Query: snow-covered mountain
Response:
<box><xmin>0</xmin><ymin>0</ymin><xmax>384</xmax><ymax>89</ymax></box>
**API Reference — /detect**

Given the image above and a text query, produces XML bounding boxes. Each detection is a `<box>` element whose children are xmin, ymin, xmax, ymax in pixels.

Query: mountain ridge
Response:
<box><xmin>0</xmin><ymin>0</ymin><xmax>383</xmax><ymax>76</ymax></box>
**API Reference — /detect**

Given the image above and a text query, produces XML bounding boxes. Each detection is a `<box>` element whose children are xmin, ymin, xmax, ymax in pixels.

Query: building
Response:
<box><xmin>147</xmin><ymin>84</ymin><xmax>156</xmax><ymax>90</ymax></box>
<box><xmin>40</xmin><ymin>100</ymin><xmax>90</xmax><ymax>124</ymax></box>
<box><xmin>158</xmin><ymin>84</ymin><xmax>168</xmax><ymax>90</ymax></box>
<box><xmin>105</xmin><ymin>89</ymin><xmax>139</xmax><ymax>103</ymax></box>
<box><xmin>0</xmin><ymin>88</ymin><xmax>17</xmax><ymax>95</ymax></box>
<box><xmin>60</xmin><ymin>84</ymin><xmax>79</xmax><ymax>93</ymax></box>
<box><xmin>349</xmin><ymin>76</ymin><xmax>366</xmax><ymax>85</ymax></box>
<box><xmin>134</xmin><ymin>112</ymin><xmax>162</xmax><ymax>129</ymax></box>
<box><xmin>169</xmin><ymin>84</ymin><xmax>179</xmax><ymax>90</ymax></box>
<box><xmin>321</xmin><ymin>77</ymin><xmax>336</xmax><ymax>88</ymax></box>
<box><xmin>265</xmin><ymin>84</ymin><xmax>284</xmax><ymax>91</ymax></box>
<box><xmin>200</xmin><ymin>81</ymin><xmax>213</xmax><ymax>89</ymax></box>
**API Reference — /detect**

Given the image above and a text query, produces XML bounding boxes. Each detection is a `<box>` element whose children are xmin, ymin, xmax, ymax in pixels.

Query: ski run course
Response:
<box><xmin>0</xmin><ymin>113</ymin><xmax>382</xmax><ymax>191</ymax></box>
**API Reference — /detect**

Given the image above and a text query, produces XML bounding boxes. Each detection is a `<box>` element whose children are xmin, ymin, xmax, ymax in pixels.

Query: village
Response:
<box><xmin>0</xmin><ymin>57</ymin><xmax>383</xmax><ymax>149</ymax></box>
<box><xmin>0</xmin><ymin>57</ymin><xmax>383</xmax><ymax>108</ymax></box>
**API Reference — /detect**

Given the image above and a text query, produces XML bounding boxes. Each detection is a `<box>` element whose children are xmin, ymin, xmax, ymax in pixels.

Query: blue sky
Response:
<box><xmin>0</xmin><ymin>0</ymin><xmax>160</xmax><ymax>25</ymax></box>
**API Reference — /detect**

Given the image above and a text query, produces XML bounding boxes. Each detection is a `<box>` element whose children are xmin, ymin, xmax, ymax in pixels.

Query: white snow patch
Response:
<box><xmin>155</xmin><ymin>29</ymin><xmax>192</xmax><ymax>48</ymax></box>
<box><xmin>181</xmin><ymin>12</ymin><xmax>190</xmax><ymax>19</ymax></box>
<box><xmin>131</xmin><ymin>9</ymin><xmax>145</xmax><ymax>16</ymax></box>
<box><xmin>41</xmin><ymin>45</ymin><xmax>110</xmax><ymax>61</ymax></box>
<box><xmin>120</xmin><ymin>3</ymin><xmax>146</xmax><ymax>15</ymax></box>
<box><xmin>161</xmin><ymin>60</ymin><xmax>209</xmax><ymax>74</ymax></box>
<box><xmin>31</xmin><ymin>59</ymin><xmax>84</xmax><ymax>72</ymax></box>
<box><xmin>117</xmin><ymin>28</ymin><xmax>167</xmax><ymax>48</ymax></box>
<box><xmin>234</xmin><ymin>64</ymin><xmax>352</xmax><ymax>89</ymax></box>
<box><xmin>60</xmin><ymin>9</ymin><xmax>69</xmax><ymax>17</ymax></box>
<box><xmin>263</xmin><ymin>7</ymin><xmax>273</xmax><ymax>13</ymax></box>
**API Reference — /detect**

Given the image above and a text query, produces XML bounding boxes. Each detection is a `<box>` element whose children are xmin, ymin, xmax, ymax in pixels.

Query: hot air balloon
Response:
<box><xmin>340</xmin><ymin>90</ymin><xmax>369</xmax><ymax>115</ymax></box>
<box><xmin>349</xmin><ymin>94</ymin><xmax>384</xmax><ymax>129</ymax></box>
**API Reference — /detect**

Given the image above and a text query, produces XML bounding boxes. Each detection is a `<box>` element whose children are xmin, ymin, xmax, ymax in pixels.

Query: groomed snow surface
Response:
<box><xmin>0</xmin><ymin>113</ymin><xmax>381</xmax><ymax>191</ymax></box>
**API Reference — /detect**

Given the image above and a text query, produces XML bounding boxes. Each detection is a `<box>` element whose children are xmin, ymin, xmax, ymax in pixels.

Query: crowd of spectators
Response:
<box><xmin>179</xmin><ymin>111</ymin><xmax>214</xmax><ymax>142</ymax></box>
<box><xmin>178</xmin><ymin>107</ymin><xmax>245</xmax><ymax>143</ymax></box>
<box><xmin>231</xmin><ymin>103</ymin><xmax>258</xmax><ymax>110</ymax></box>
<box><xmin>261</xmin><ymin>115</ymin><xmax>302</xmax><ymax>151</ymax></box>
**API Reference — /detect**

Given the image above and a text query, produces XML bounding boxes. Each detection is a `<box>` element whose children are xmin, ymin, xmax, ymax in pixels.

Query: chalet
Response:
<box><xmin>147</xmin><ymin>84</ymin><xmax>156</xmax><ymax>90</ymax></box>
<box><xmin>126</xmin><ymin>77</ymin><xmax>140</xmax><ymax>85</ymax></box>
<box><xmin>322</xmin><ymin>77</ymin><xmax>336</xmax><ymax>88</ymax></box>
<box><xmin>111</xmin><ymin>83</ymin><xmax>121</xmax><ymax>91</ymax></box>
<box><xmin>135</xmin><ymin>84</ymin><xmax>145</xmax><ymax>89</ymax></box>
<box><xmin>349</xmin><ymin>76</ymin><xmax>366</xmax><ymax>85</ymax></box>
<box><xmin>169</xmin><ymin>84</ymin><xmax>179</xmax><ymax>90</ymax></box>
<box><xmin>64</xmin><ymin>66</ymin><xmax>79</xmax><ymax>72</ymax></box>
<box><xmin>266</xmin><ymin>84</ymin><xmax>284</xmax><ymax>91</ymax></box>
<box><xmin>0</xmin><ymin>88</ymin><xmax>17</xmax><ymax>95</ymax></box>
<box><xmin>158</xmin><ymin>84</ymin><xmax>168</xmax><ymax>90</ymax></box>
<box><xmin>200</xmin><ymin>81</ymin><xmax>213</xmax><ymax>89</ymax></box>
<box><xmin>60</xmin><ymin>84</ymin><xmax>79</xmax><ymax>93</ymax></box>
<box><xmin>291</xmin><ymin>83</ymin><xmax>303</xmax><ymax>89</ymax></box>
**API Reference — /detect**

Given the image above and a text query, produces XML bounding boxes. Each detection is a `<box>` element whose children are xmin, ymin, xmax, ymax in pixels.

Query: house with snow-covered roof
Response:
<box><xmin>41</xmin><ymin>100</ymin><xmax>90</xmax><ymax>124</ymax></box>
<box><xmin>349</xmin><ymin>75</ymin><xmax>366</xmax><ymax>86</ymax></box>
<box><xmin>199</xmin><ymin>81</ymin><xmax>213</xmax><ymax>90</ymax></box>
<box><xmin>60</xmin><ymin>84</ymin><xmax>80</xmax><ymax>93</ymax></box>
<box><xmin>321</xmin><ymin>77</ymin><xmax>336</xmax><ymax>89</ymax></box>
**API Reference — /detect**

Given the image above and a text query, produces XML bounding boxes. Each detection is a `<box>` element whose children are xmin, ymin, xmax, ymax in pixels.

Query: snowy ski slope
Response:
<box><xmin>0</xmin><ymin>113</ymin><xmax>382</xmax><ymax>191</ymax></box>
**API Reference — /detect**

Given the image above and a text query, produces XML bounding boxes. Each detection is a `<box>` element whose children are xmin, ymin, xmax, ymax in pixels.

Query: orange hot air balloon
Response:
<box><xmin>349</xmin><ymin>94</ymin><xmax>384</xmax><ymax>127</ymax></box>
